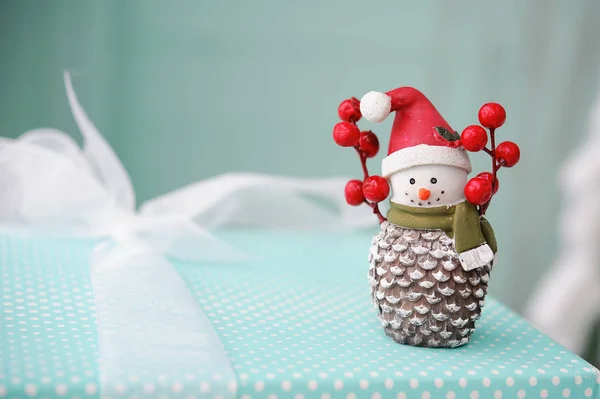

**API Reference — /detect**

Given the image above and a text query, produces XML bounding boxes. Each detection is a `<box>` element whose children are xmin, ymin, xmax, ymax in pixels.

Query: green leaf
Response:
<box><xmin>435</xmin><ymin>126</ymin><xmax>460</xmax><ymax>142</ymax></box>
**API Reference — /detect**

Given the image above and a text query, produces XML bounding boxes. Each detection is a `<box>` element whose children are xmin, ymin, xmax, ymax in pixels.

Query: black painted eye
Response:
<box><xmin>409</xmin><ymin>178</ymin><xmax>415</xmax><ymax>185</ymax></box>
<box><xmin>430</xmin><ymin>178</ymin><xmax>437</xmax><ymax>184</ymax></box>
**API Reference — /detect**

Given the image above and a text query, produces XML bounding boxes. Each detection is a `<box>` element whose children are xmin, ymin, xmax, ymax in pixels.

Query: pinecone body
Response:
<box><xmin>368</xmin><ymin>221</ymin><xmax>493</xmax><ymax>348</ymax></box>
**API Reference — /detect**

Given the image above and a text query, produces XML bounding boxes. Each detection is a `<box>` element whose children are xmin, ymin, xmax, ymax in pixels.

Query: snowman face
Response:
<box><xmin>389</xmin><ymin>164</ymin><xmax>468</xmax><ymax>207</ymax></box>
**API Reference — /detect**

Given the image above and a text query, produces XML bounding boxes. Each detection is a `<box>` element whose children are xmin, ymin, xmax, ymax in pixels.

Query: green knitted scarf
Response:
<box><xmin>387</xmin><ymin>201</ymin><xmax>497</xmax><ymax>254</ymax></box>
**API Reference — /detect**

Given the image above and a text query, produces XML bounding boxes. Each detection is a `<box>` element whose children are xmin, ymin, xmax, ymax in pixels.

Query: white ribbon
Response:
<box><xmin>0</xmin><ymin>71</ymin><xmax>376</xmax><ymax>398</ymax></box>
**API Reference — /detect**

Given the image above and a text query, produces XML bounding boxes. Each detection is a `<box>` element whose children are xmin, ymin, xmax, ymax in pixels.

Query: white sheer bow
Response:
<box><xmin>0</xmin><ymin>71</ymin><xmax>376</xmax><ymax>398</ymax></box>
<box><xmin>0</xmin><ymin>72</ymin><xmax>375</xmax><ymax>262</ymax></box>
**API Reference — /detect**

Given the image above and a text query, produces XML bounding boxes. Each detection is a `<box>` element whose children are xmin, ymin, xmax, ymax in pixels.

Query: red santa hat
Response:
<box><xmin>360</xmin><ymin>87</ymin><xmax>472</xmax><ymax>177</ymax></box>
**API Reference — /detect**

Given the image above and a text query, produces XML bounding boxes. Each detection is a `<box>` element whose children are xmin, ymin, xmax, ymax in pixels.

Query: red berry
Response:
<box><xmin>460</xmin><ymin>125</ymin><xmax>488</xmax><ymax>152</ymax></box>
<box><xmin>362</xmin><ymin>176</ymin><xmax>390</xmax><ymax>203</ymax></box>
<box><xmin>476</xmin><ymin>172</ymin><xmax>499</xmax><ymax>194</ymax></box>
<box><xmin>359</xmin><ymin>131</ymin><xmax>380</xmax><ymax>158</ymax></box>
<box><xmin>338</xmin><ymin>97</ymin><xmax>362</xmax><ymax>123</ymax></box>
<box><xmin>333</xmin><ymin>122</ymin><xmax>360</xmax><ymax>147</ymax></box>
<box><xmin>478</xmin><ymin>103</ymin><xmax>506</xmax><ymax>129</ymax></box>
<box><xmin>464</xmin><ymin>177</ymin><xmax>493</xmax><ymax>205</ymax></box>
<box><xmin>344</xmin><ymin>180</ymin><xmax>365</xmax><ymax>206</ymax></box>
<box><xmin>496</xmin><ymin>141</ymin><xmax>520</xmax><ymax>167</ymax></box>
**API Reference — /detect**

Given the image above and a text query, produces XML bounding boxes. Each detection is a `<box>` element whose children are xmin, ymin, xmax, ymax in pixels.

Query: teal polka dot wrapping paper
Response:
<box><xmin>2</xmin><ymin>229</ymin><xmax>600</xmax><ymax>399</ymax></box>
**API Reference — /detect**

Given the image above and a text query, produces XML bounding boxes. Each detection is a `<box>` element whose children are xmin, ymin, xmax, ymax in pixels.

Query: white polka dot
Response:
<box><xmin>384</xmin><ymin>379</ymin><xmax>394</xmax><ymax>389</ymax></box>
<box><xmin>585</xmin><ymin>388</ymin><xmax>593</xmax><ymax>397</ymax></box>
<box><xmin>359</xmin><ymin>379</ymin><xmax>369</xmax><ymax>390</ymax></box>
<box><xmin>255</xmin><ymin>381</ymin><xmax>265</xmax><ymax>392</ymax></box>
<box><xmin>397</xmin><ymin>393</ymin><xmax>407</xmax><ymax>399</ymax></box>
<box><xmin>294</xmin><ymin>395</ymin><xmax>304</xmax><ymax>399</ymax></box>
<box><xmin>321</xmin><ymin>394</ymin><xmax>330</xmax><ymax>399</ymax></box>
<box><xmin>55</xmin><ymin>384</ymin><xmax>67</xmax><ymax>395</ymax></box>
<box><xmin>422</xmin><ymin>392</ymin><xmax>430</xmax><ymax>399</ymax></box>
<box><xmin>308</xmin><ymin>380</ymin><xmax>318</xmax><ymax>391</ymax></box>
<box><xmin>596</xmin><ymin>373</ymin><xmax>600</xmax><ymax>384</ymax></box>
<box><xmin>228</xmin><ymin>380</ymin><xmax>237</xmax><ymax>393</ymax></box>
<box><xmin>562</xmin><ymin>388</ymin><xmax>571</xmax><ymax>398</ymax></box>
<box><xmin>480</xmin><ymin>377</ymin><xmax>490</xmax><ymax>388</ymax></box>
<box><xmin>200</xmin><ymin>382</ymin><xmax>211</xmax><ymax>393</ymax></box>
<box><xmin>494</xmin><ymin>390</ymin><xmax>503</xmax><ymax>399</ymax></box>
<box><xmin>282</xmin><ymin>380</ymin><xmax>292</xmax><ymax>391</ymax></box>
<box><xmin>372</xmin><ymin>393</ymin><xmax>381</xmax><ymax>399</ymax></box>
<box><xmin>459</xmin><ymin>378</ymin><xmax>468</xmax><ymax>388</ymax></box>
<box><xmin>241</xmin><ymin>395</ymin><xmax>251</xmax><ymax>399</ymax></box>
<box><xmin>410</xmin><ymin>379</ymin><xmax>419</xmax><ymax>389</ymax></box>
<box><xmin>575</xmin><ymin>375</ymin><xmax>583</xmax><ymax>385</ymax></box>
<box><xmin>347</xmin><ymin>394</ymin><xmax>356</xmax><ymax>399</ymax></box>
<box><xmin>24</xmin><ymin>384</ymin><xmax>37</xmax><ymax>397</ymax></box>
<box><xmin>551</xmin><ymin>376</ymin><xmax>560</xmax><ymax>385</ymax></box>
<box><xmin>435</xmin><ymin>378</ymin><xmax>444</xmax><ymax>388</ymax></box>
<box><xmin>84</xmin><ymin>383</ymin><xmax>97</xmax><ymax>395</ymax></box>
<box><xmin>165</xmin><ymin>382</ymin><xmax>183</xmax><ymax>393</ymax></box>
<box><xmin>540</xmin><ymin>389</ymin><xmax>548</xmax><ymax>398</ymax></box>
<box><xmin>529</xmin><ymin>377</ymin><xmax>537</xmax><ymax>386</ymax></box>
<box><xmin>141</xmin><ymin>382</ymin><xmax>155</xmax><ymax>393</ymax></box>
<box><xmin>446</xmin><ymin>392</ymin><xmax>456</xmax><ymax>399</ymax></box>
<box><xmin>470</xmin><ymin>391</ymin><xmax>479</xmax><ymax>399</ymax></box>
<box><xmin>517</xmin><ymin>390</ymin><xmax>525</xmax><ymax>399</ymax></box>
<box><xmin>334</xmin><ymin>380</ymin><xmax>344</xmax><ymax>390</ymax></box>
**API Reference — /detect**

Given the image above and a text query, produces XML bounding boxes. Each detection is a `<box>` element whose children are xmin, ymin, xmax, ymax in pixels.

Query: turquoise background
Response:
<box><xmin>2</xmin><ymin>1</ymin><xmax>600</xmax><ymax>318</ymax></box>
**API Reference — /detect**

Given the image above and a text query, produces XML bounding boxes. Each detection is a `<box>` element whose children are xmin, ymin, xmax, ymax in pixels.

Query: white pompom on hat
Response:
<box><xmin>360</xmin><ymin>91</ymin><xmax>392</xmax><ymax>123</ymax></box>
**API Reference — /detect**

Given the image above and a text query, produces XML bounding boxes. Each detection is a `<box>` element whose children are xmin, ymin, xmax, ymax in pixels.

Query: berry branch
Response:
<box><xmin>479</xmin><ymin>128</ymin><xmax>498</xmax><ymax>215</ymax></box>
<box><xmin>356</xmin><ymin>147</ymin><xmax>369</xmax><ymax>180</ymax></box>
<box><xmin>448</xmin><ymin>103</ymin><xmax>520</xmax><ymax>216</ymax></box>
<box><xmin>334</xmin><ymin>98</ymin><xmax>389</xmax><ymax>224</ymax></box>
<box><xmin>336</xmin><ymin>98</ymin><xmax>521</xmax><ymax>221</ymax></box>
<box><xmin>355</xmin><ymin>146</ymin><xmax>386</xmax><ymax>223</ymax></box>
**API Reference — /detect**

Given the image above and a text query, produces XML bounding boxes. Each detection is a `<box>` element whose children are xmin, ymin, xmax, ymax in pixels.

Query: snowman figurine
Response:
<box><xmin>360</xmin><ymin>87</ymin><xmax>497</xmax><ymax>348</ymax></box>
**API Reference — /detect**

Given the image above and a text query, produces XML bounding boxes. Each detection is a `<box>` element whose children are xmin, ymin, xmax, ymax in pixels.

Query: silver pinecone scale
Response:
<box><xmin>368</xmin><ymin>221</ymin><xmax>493</xmax><ymax>348</ymax></box>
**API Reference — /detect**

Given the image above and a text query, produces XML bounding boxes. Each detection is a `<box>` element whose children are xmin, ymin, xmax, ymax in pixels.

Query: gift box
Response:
<box><xmin>2</xmin><ymin>229</ymin><xmax>600</xmax><ymax>399</ymax></box>
<box><xmin>2</xmin><ymin>73</ymin><xmax>600</xmax><ymax>399</ymax></box>
<box><xmin>181</xmin><ymin>230</ymin><xmax>600</xmax><ymax>399</ymax></box>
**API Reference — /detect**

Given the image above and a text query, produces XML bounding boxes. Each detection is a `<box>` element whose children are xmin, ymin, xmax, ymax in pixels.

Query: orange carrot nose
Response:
<box><xmin>418</xmin><ymin>188</ymin><xmax>431</xmax><ymax>200</ymax></box>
